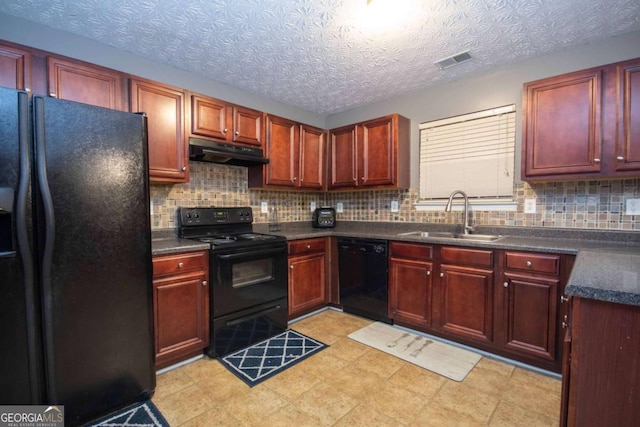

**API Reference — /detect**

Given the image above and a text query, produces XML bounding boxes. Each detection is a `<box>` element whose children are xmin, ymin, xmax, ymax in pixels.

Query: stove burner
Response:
<box><xmin>198</xmin><ymin>236</ymin><xmax>237</xmax><ymax>244</ymax></box>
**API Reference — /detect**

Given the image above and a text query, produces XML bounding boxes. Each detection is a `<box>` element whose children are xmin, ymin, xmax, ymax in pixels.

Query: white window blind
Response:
<box><xmin>419</xmin><ymin>105</ymin><xmax>515</xmax><ymax>199</ymax></box>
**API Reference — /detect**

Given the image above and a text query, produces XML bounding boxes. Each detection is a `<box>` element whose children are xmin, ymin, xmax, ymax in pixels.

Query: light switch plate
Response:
<box><xmin>626</xmin><ymin>198</ymin><xmax>640</xmax><ymax>215</ymax></box>
<box><xmin>261</xmin><ymin>201</ymin><xmax>268</xmax><ymax>214</ymax></box>
<box><xmin>524</xmin><ymin>198</ymin><xmax>536</xmax><ymax>214</ymax></box>
<box><xmin>310</xmin><ymin>201</ymin><xmax>316</xmax><ymax>212</ymax></box>
<box><xmin>336</xmin><ymin>202</ymin><xmax>344</xmax><ymax>213</ymax></box>
<box><xmin>391</xmin><ymin>200</ymin><xmax>399</xmax><ymax>213</ymax></box>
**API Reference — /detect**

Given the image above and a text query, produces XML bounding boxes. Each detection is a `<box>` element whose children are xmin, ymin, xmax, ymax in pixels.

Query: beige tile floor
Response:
<box><xmin>153</xmin><ymin>310</ymin><xmax>561</xmax><ymax>426</ymax></box>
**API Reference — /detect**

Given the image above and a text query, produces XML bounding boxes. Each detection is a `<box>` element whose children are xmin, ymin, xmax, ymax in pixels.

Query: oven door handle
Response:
<box><xmin>216</xmin><ymin>247</ymin><xmax>285</xmax><ymax>260</ymax></box>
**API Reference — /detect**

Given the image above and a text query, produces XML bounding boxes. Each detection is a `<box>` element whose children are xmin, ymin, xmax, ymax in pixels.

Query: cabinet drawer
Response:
<box><xmin>441</xmin><ymin>246</ymin><xmax>493</xmax><ymax>267</ymax></box>
<box><xmin>390</xmin><ymin>241</ymin><xmax>433</xmax><ymax>261</ymax></box>
<box><xmin>153</xmin><ymin>251</ymin><xmax>208</xmax><ymax>276</ymax></box>
<box><xmin>288</xmin><ymin>238</ymin><xmax>326</xmax><ymax>255</ymax></box>
<box><xmin>505</xmin><ymin>252</ymin><xmax>559</xmax><ymax>275</ymax></box>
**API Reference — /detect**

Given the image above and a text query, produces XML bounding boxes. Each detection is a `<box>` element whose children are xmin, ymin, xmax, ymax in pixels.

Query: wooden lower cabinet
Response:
<box><xmin>152</xmin><ymin>251</ymin><xmax>209</xmax><ymax>369</ymax></box>
<box><xmin>388</xmin><ymin>241</ymin><xmax>572</xmax><ymax>372</ymax></box>
<box><xmin>288</xmin><ymin>238</ymin><xmax>328</xmax><ymax>319</ymax></box>
<box><xmin>388</xmin><ymin>242</ymin><xmax>433</xmax><ymax>328</ymax></box>
<box><xmin>563</xmin><ymin>297</ymin><xmax>640</xmax><ymax>426</ymax></box>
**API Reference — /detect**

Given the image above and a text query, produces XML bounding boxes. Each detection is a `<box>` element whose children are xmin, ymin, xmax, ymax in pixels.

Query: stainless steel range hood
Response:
<box><xmin>188</xmin><ymin>137</ymin><xmax>269</xmax><ymax>166</ymax></box>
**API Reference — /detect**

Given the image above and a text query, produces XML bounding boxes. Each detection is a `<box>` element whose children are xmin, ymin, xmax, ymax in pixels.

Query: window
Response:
<box><xmin>419</xmin><ymin>105</ymin><xmax>515</xmax><ymax>200</ymax></box>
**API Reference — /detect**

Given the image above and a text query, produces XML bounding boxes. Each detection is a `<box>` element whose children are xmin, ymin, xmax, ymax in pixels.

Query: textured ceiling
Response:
<box><xmin>1</xmin><ymin>0</ymin><xmax>640</xmax><ymax>115</ymax></box>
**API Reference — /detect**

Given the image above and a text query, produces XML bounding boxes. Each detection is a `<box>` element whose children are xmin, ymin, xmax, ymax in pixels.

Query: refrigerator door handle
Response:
<box><xmin>16</xmin><ymin>91</ymin><xmax>42</xmax><ymax>402</ymax></box>
<box><xmin>33</xmin><ymin>96</ymin><xmax>58</xmax><ymax>400</ymax></box>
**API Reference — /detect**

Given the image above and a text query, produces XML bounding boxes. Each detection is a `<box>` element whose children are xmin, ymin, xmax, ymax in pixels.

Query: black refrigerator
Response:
<box><xmin>0</xmin><ymin>87</ymin><xmax>155</xmax><ymax>425</ymax></box>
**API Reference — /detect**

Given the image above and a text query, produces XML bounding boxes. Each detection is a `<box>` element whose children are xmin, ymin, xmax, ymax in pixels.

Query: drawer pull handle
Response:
<box><xmin>178</xmin><ymin>262</ymin><xmax>184</xmax><ymax>268</ymax></box>
<box><xmin>593</xmin><ymin>158</ymin><xmax>601</xmax><ymax>163</ymax></box>
<box><xmin>526</xmin><ymin>261</ymin><xmax>532</xmax><ymax>267</ymax></box>
<box><xmin>617</xmin><ymin>156</ymin><xmax>625</xmax><ymax>161</ymax></box>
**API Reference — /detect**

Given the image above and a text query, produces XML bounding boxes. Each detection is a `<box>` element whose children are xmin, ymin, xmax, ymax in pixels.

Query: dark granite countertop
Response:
<box><xmin>153</xmin><ymin>221</ymin><xmax>640</xmax><ymax>306</ymax></box>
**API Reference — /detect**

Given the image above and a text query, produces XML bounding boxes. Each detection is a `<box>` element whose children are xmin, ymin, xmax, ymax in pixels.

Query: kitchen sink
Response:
<box><xmin>397</xmin><ymin>231</ymin><xmax>503</xmax><ymax>242</ymax></box>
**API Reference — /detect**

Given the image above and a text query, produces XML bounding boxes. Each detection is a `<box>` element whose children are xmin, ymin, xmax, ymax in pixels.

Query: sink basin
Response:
<box><xmin>398</xmin><ymin>231</ymin><xmax>503</xmax><ymax>242</ymax></box>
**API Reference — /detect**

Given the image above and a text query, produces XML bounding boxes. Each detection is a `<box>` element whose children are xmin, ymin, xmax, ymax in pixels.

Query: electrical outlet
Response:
<box><xmin>391</xmin><ymin>200</ymin><xmax>399</xmax><ymax>213</ymax></box>
<box><xmin>260</xmin><ymin>201</ymin><xmax>268</xmax><ymax>214</ymax></box>
<box><xmin>524</xmin><ymin>198</ymin><xmax>537</xmax><ymax>214</ymax></box>
<box><xmin>336</xmin><ymin>202</ymin><xmax>344</xmax><ymax>213</ymax></box>
<box><xmin>626</xmin><ymin>198</ymin><xmax>640</xmax><ymax>215</ymax></box>
<box><xmin>149</xmin><ymin>200</ymin><xmax>153</xmax><ymax>216</ymax></box>
<box><xmin>310</xmin><ymin>201</ymin><xmax>316</xmax><ymax>212</ymax></box>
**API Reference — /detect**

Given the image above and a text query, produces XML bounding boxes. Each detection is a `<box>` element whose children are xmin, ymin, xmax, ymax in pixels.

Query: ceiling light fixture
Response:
<box><xmin>434</xmin><ymin>51</ymin><xmax>473</xmax><ymax>70</ymax></box>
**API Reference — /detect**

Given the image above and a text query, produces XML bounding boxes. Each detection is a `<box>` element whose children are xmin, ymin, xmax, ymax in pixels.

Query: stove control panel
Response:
<box><xmin>180</xmin><ymin>207</ymin><xmax>253</xmax><ymax>226</ymax></box>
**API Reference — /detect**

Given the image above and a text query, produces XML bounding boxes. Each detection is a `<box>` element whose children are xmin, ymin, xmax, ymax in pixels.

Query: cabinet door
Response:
<box><xmin>288</xmin><ymin>253</ymin><xmax>326</xmax><ymax>317</ymax></box>
<box><xmin>299</xmin><ymin>124</ymin><xmax>326</xmax><ymax>189</ymax></box>
<box><xmin>0</xmin><ymin>43</ymin><xmax>31</xmax><ymax>91</ymax></box>
<box><xmin>48</xmin><ymin>56</ymin><xmax>123</xmax><ymax>110</ymax></box>
<box><xmin>232</xmin><ymin>106</ymin><xmax>262</xmax><ymax>146</ymax></box>
<box><xmin>190</xmin><ymin>94</ymin><xmax>231</xmax><ymax>140</ymax></box>
<box><xmin>359</xmin><ymin>115</ymin><xmax>395</xmax><ymax>186</ymax></box>
<box><xmin>264</xmin><ymin>115</ymin><xmax>297</xmax><ymax>187</ymax></box>
<box><xmin>153</xmin><ymin>271</ymin><xmax>209</xmax><ymax>369</ymax></box>
<box><xmin>130</xmin><ymin>78</ymin><xmax>187</xmax><ymax>182</ymax></box>
<box><xmin>499</xmin><ymin>273</ymin><xmax>558</xmax><ymax>361</ymax></box>
<box><xmin>522</xmin><ymin>69</ymin><xmax>603</xmax><ymax>179</ymax></box>
<box><xmin>389</xmin><ymin>257</ymin><xmax>432</xmax><ymax>327</ymax></box>
<box><xmin>329</xmin><ymin>124</ymin><xmax>358</xmax><ymax>188</ymax></box>
<box><xmin>616</xmin><ymin>59</ymin><xmax>640</xmax><ymax>172</ymax></box>
<box><xmin>439</xmin><ymin>265</ymin><xmax>493</xmax><ymax>343</ymax></box>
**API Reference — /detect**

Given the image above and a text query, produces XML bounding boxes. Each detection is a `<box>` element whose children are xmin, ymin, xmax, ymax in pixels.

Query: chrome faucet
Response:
<box><xmin>444</xmin><ymin>190</ymin><xmax>474</xmax><ymax>234</ymax></box>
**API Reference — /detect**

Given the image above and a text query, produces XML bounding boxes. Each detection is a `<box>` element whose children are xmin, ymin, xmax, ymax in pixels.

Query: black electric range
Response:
<box><xmin>178</xmin><ymin>207</ymin><xmax>288</xmax><ymax>357</ymax></box>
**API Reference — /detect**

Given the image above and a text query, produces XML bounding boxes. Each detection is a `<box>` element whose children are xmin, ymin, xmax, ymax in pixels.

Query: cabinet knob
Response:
<box><xmin>561</xmin><ymin>295</ymin><xmax>569</xmax><ymax>303</ymax></box>
<box><xmin>593</xmin><ymin>158</ymin><xmax>601</xmax><ymax>163</ymax></box>
<box><xmin>562</xmin><ymin>321</ymin><xmax>569</xmax><ymax>329</ymax></box>
<box><xmin>526</xmin><ymin>261</ymin><xmax>532</xmax><ymax>267</ymax></box>
<box><xmin>202</xmin><ymin>281</ymin><xmax>207</xmax><ymax>286</ymax></box>
<box><xmin>426</xmin><ymin>271</ymin><xmax>431</xmax><ymax>276</ymax></box>
<box><xmin>49</xmin><ymin>93</ymin><xmax>57</xmax><ymax>98</ymax></box>
<box><xmin>617</xmin><ymin>156</ymin><xmax>625</xmax><ymax>161</ymax></box>
<box><xmin>361</xmin><ymin>176</ymin><xmax>365</xmax><ymax>181</ymax></box>
<box><xmin>503</xmin><ymin>282</ymin><xmax>509</xmax><ymax>288</ymax></box>
<box><xmin>223</xmin><ymin>128</ymin><xmax>228</xmax><ymax>133</ymax></box>
<box><xmin>178</xmin><ymin>262</ymin><xmax>184</xmax><ymax>268</ymax></box>
<box><xmin>440</xmin><ymin>273</ymin><xmax>444</xmax><ymax>278</ymax></box>
<box><xmin>235</xmin><ymin>131</ymin><xmax>239</xmax><ymax>136</ymax></box>
<box><xmin>25</xmin><ymin>88</ymin><xmax>31</xmax><ymax>93</ymax></box>
<box><xmin>293</xmin><ymin>177</ymin><xmax>297</xmax><ymax>181</ymax></box>
<box><xmin>290</xmin><ymin>265</ymin><xmax>294</xmax><ymax>269</ymax></box>
<box><xmin>181</xmin><ymin>166</ymin><xmax>187</xmax><ymax>171</ymax></box>
<box><xmin>306</xmin><ymin>245</ymin><xmax>311</xmax><ymax>249</ymax></box>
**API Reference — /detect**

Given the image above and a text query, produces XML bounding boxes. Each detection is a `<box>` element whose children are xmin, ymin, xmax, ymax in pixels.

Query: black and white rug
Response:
<box><xmin>220</xmin><ymin>329</ymin><xmax>327</xmax><ymax>387</ymax></box>
<box><xmin>85</xmin><ymin>400</ymin><xmax>169</xmax><ymax>427</ymax></box>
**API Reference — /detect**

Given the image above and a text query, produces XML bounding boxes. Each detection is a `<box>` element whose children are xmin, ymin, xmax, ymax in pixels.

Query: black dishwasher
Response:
<box><xmin>338</xmin><ymin>237</ymin><xmax>391</xmax><ymax>324</ymax></box>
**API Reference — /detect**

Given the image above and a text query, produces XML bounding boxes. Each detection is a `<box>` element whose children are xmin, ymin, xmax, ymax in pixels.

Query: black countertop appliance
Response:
<box><xmin>312</xmin><ymin>207</ymin><xmax>336</xmax><ymax>228</ymax></box>
<box><xmin>0</xmin><ymin>88</ymin><xmax>154</xmax><ymax>425</ymax></box>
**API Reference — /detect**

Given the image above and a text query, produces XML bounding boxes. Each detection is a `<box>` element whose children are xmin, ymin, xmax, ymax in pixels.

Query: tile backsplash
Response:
<box><xmin>150</xmin><ymin>162</ymin><xmax>639</xmax><ymax>231</ymax></box>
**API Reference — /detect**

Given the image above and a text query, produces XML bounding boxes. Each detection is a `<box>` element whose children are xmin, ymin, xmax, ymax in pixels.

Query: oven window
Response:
<box><xmin>232</xmin><ymin>258</ymin><xmax>274</xmax><ymax>288</ymax></box>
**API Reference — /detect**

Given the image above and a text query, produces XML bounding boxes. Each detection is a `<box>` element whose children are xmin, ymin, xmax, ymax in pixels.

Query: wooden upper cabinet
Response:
<box><xmin>190</xmin><ymin>94</ymin><xmax>231</xmax><ymax>140</ymax></box>
<box><xmin>264</xmin><ymin>114</ymin><xmax>298</xmax><ymax>187</ymax></box>
<box><xmin>616</xmin><ymin>58</ymin><xmax>640</xmax><ymax>172</ymax></box>
<box><xmin>233</xmin><ymin>106</ymin><xmax>262</xmax><ymax>146</ymax></box>
<box><xmin>522</xmin><ymin>56</ymin><xmax>640</xmax><ymax>180</ymax></box>
<box><xmin>298</xmin><ymin>124</ymin><xmax>326</xmax><ymax>189</ymax></box>
<box><xmin>522</xmin><ymin>68</ymin><xmax>603</xmax><ymax>179</ymax></box>
<box><xmin>329</xmin><ymin>124</ymin><xmax>358</xmax><ymax>188</ymax></box>
<box><xmin>329</xmin><ymin>114</ymin><xmax>410</xmax><ymax>190</ymax></box>
<box><xmin>47</xmin><ymin>56</ymin><xmax>124</xmax><ymax>110</ymax></box>
<box><xmin>188</xmin><ymin>93</ymin><xmax>262</xmax><ymax>147</ymax></box>
<box><xmin>130</xmin><ymin>78</ymin><xmax>187</xmax><ymax>183</ymax></box>
<box><xmin>0</xmin><ymin>42</ymin><xmax>31</xmax><ymax>91</ymax></box>
<box><xmin>250</xmin><ymin>115</ymin><xmax>326</xmax><ymax>189</ymax></box>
